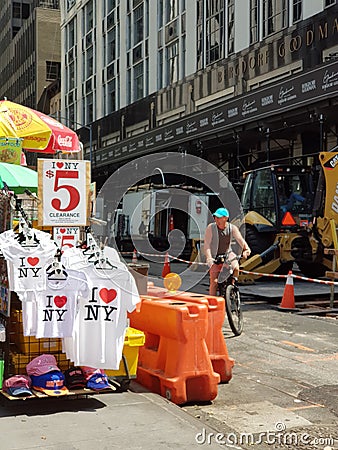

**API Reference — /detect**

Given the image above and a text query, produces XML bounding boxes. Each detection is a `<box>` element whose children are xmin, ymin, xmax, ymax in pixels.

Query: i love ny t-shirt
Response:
<box><xmin>25</xmin><ymin>273</ymin><xmax>88</xmax><ymax>338</ymax></box>
<box><xmin>65</xmin><ymin>265</ymin><xmax>140</xmax><ymax>369</ymax></box>
<box><xmin>1</xmin><ymin>240</ymin><xmax>56</xmax><ymax>292</ymax></box>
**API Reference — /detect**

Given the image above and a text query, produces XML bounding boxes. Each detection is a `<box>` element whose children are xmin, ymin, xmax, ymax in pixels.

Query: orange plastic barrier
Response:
<box><xmin>147</xmin><ymin>285</ymin><xmax>234</xmax><ymax>383</ymax></box>
<box><xmin>128</xmin><ymin>296</ymin><xmax>220</xmax><ymax>405</ymax></box>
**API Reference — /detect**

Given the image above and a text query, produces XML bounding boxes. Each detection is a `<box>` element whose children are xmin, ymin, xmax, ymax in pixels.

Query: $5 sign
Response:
<box><xmin>39</xmin><ymin>159</ymin><xmax>90</xmax><ymax>226</ymax></box>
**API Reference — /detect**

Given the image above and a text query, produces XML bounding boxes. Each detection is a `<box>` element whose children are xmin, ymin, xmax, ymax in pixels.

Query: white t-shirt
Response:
<box><xmin>1</xmin><ymin>239</ymin><xmax>56</xmax><ymax>292</ymax></box>
<box><xmin>66</xmin><ymin>265</ymin><xmax>140</xmax><ymax>369</ymax></box>
<box><xmin>18</xmin><ymin>291</ymin><xmax>37</xmax><ymax>336</ymax></box>
<box><xmin>62</xmin><ymin>246</ymin><xmax>125</xmax><ymax>271</ymax></box>
<box><xmin>26</xmin><ymin>272</ymin><xmax>88</xmax><ymax>339</ymax></box>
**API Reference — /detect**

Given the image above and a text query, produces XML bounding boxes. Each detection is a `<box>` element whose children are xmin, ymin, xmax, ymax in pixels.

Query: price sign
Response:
<box><xmin>53</xmin><ymin>226</ymin><xmax>80</xmax><ymax>252</ymax></box>
<box><xmin>38</xmin><ymin>159</ymin><xmax>90</xmax><ymax>226</ymax></box>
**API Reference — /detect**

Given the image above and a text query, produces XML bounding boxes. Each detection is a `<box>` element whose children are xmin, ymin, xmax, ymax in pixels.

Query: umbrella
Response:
<box><xmin>0</xmin><ymin>100</ymin><xmax>81</xmax><ymax>154</ymax></box>
<box><xmin>0</xmin><ymin>162</ymin><xmax>38</xmax><ymax>194</ymax></box>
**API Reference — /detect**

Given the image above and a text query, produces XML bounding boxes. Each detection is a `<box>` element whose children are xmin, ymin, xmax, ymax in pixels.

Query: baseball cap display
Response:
<box><xmin>30</xmin><ymin>371</ymin><xmax>69</xmax><ymax>396</ymax></box>
<box><xmin>26</xmin><ymin>354</ymin><xmax>60</xmax><ymax>376</ymax></box>
<box><xmin>213</xmin><ymin>207</ymin><xmax>229</xmax><ymax>218</ymax></box>
<box><xmin>80</xmin><ymin>366</ymin><xmax>106</xmax><ymax>381</ymax></box>
<box><xmin>64</xmin><ymin>367</ymin><xmax>86</xmax><ymax>390</ymax></box>
<box><xmin>3</xmin><ymin>375</ymin><xmax>33</xmax><ymax>397</ymax></box>
<box><xmin>86</xmin><ymin>373</ymin><xmax>110</xmax><ymax>391</ymax></box>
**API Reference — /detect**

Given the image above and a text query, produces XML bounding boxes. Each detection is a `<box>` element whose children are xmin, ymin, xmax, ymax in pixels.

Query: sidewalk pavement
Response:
<box><xmin>1</xmin><ymin>381</ymin><xmax>225</xmax><ymax>450</ymax></box>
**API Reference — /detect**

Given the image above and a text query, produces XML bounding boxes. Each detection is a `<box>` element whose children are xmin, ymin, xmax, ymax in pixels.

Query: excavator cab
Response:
<box><xmin>241</xmin><ymin>165</ymin><xmax>315</xmax><ymax>255</ymax></box>
<box><xmin>240</xmin><ymin>151</ymin><xmax>338</xmax><ymax>281</ymax></box>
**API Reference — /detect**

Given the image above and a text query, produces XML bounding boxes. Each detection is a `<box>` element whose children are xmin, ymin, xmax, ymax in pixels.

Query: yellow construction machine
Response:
<box><xmin>239</xmin><ymin>151</ymin><xmax>338</xmax><ymax>283</ymax></box>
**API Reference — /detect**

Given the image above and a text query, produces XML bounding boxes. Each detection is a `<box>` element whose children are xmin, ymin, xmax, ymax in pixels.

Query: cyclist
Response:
<box><xmin>204</xmin><ymin>207</ymin><xmax>251</xmax><ymax>295</ymax></box>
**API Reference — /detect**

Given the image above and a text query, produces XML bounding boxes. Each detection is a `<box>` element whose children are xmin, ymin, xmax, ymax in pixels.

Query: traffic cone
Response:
<box><xmin>279</xmin><ymin>271</ymin><xmax>295</xmax><ymax>310</ymax></box>
<box><xmin>132</xmin><ymin>249</ymin><xmax>138</xmax><ymax>264</ymax></box>
<box><xmin>162</xmin><ymin>252</ymin><xmax>171</xmax><ymax>278</ymax></box>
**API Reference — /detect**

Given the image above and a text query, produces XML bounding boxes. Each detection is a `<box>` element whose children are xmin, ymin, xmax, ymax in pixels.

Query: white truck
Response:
<box><xmin>111</xmin><ymin>188</ymin><xmax>210</xmax><ymax>257</ymax></box>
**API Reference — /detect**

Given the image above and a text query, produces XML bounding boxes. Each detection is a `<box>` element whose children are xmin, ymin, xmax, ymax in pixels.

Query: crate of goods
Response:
<box><xmin>11</xmin><ymin>310</ymin><xmax>62</xmax><ymax>355</ymax></box>
<box><xmin>105</xmin><ymin>327</ymin><xmax>145</xmax><ymax>378</ymax></box>
<box><xmin>10</xmin><ymin>352</ymin><xmax>71</xmax><ymax>376</ymax></box>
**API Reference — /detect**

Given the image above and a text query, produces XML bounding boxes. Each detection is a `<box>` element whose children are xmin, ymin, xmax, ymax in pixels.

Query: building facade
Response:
<box><xmin>63</xmin><ymin>1</ymin><xmax>338</xmax><ymax>186</ymax></box>
<box><xmin>0</xmin><ymin>0</ymin><xmax>61</xmax><ymax>110</ymax></box>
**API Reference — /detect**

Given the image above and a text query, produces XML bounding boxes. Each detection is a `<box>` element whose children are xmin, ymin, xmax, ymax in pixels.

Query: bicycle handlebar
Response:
<box><xmin>214</xmin><ymin>253</ymin><xmax>242</xmax><ymax>265</ymax></box>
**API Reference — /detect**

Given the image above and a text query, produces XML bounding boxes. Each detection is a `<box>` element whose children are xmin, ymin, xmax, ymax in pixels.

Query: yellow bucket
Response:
<box><xmin>105</xmin><ymin>327</ymin><xmax>145</xmax><ymax>379</ymax></box>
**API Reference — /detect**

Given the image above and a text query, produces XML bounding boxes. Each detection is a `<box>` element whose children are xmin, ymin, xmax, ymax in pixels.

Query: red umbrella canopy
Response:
<box><xmin>0</xmin><ymin>100</ymin><xmax>81</xmax><ymax>154</ymax></box>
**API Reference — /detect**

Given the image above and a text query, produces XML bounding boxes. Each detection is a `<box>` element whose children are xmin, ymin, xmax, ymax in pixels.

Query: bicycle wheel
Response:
<box><xmin>225</xmin><ymin>284</ymin><xmax>243</xmax><ymax>336</ymax></box>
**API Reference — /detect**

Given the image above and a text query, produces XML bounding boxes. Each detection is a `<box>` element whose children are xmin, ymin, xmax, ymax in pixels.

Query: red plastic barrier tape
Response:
<box><xmin>121</xmin><ymin>251</ymin><xmax>338</xmax><ymax>285</ymax></box>
<box><xmin>240</xmin><ymin>270</ymin><xmax>338</xmax><ymax>286</ymax></box>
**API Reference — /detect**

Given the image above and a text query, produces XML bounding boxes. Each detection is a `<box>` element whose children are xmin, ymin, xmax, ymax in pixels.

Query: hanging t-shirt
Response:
<box><xmin>62</xmin><ymin>246</ymin><xmax>126</xmax><ymax>271</ymax></box>
<box><xmin>66</xmin><ymin>265</ymin><xmax>140</xmax><ymax>369</ymax></box>
<box><xmin>26</xmin><ymin>271</ymin><xmax>88</xmax><ymax>339</ymax></box>
<box><xmin>0</xmin><ymin>228</ymin><xmax>54</xmax><ymax>249</ymax></box>
<box><xmin>0</xmin><ymin>238</ymin><xmax>56</xmax><ymax>292</ymax></box>
<box><xmin>18</xmin><ymin>291</ymin><xmax>37</xmax><ymax>336</ymax></box>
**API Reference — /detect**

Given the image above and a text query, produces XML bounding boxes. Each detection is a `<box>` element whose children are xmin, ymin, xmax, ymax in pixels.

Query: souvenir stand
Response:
<box><xmin>0</xmin><ymin>163</ymin><xmax>144</xmax><ymax>401</ymax></box>
<box><xmin>0</xmin><ymin>190</ymin><xmax>13</xmax><ymax>387</ymax></box>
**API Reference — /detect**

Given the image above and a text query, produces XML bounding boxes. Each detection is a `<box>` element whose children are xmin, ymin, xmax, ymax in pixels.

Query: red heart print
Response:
<box><xmin>54</xmin><ymin>296</ymin><xmax>67</xmax><ymax>308</ymax></box>
<box><xmin>27</xmin><ymin>257</ymin><xmax>39</xmax><ymax>266</ymax></box>
<box><xmin>57</xmin><ymin>162</ymin><xmax>64</xmax><ymax>168</ymax></box>
<box><xmin>60</xmin><ymin>228</ymin><xmax>66</xmax><ymax>234</ymax></box>
<box><xmin>99</xmin><ymin>288</ymin><xmax>117</xmax><ymax>304</ymax></box>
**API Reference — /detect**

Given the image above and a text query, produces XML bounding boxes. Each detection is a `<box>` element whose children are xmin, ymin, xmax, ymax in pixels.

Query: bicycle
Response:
<box><xmin>214</xmin><ymin>252</ymin><xmax>243</xmax><ymax>336</ymax></box>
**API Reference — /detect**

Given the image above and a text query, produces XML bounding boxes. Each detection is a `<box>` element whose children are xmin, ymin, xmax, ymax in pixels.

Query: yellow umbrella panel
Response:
<box><xmin>0</xmin><ymin>101</ymin><xmax>52</xmax><ymax>151</ymax></box>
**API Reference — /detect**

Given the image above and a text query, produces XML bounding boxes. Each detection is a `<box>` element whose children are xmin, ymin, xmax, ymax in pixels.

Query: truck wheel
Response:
<box><xmin>245</xmin><ymin>225</ymin><xmax>274</xmax><ymax>255</ymax></box>
<box><xmin>297</xmin><ymin>262</ymin><xmax>326</xmax><ymax>278</ymax></box>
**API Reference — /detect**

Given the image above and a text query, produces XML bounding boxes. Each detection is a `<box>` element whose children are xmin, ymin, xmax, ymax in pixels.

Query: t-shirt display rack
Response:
<box><xmin>0</xmin><ymin>193</ymin><xmax>135</xmax><ymax>401</ymax></box>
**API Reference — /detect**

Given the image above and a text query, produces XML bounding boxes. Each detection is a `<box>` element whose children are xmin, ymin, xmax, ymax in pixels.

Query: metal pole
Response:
<box><xmin>319</xmin><ymin>114</ymin><xmax>324</xmax><ymax>153</ymax></box>
<box><xmin>49</xmin><ymin>113</ymin><xmax>92</xmax><ymax>163</ymax></box>
<box><xmin>266</xmin><ymin>127</ymin><xmax>270</xmax><ymax>162</ymax></box>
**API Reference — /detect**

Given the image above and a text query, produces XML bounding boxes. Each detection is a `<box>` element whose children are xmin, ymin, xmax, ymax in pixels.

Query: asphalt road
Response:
<box><xmin>182</xmin><ymin>302</ymin><xmax>338</xmax><ymax>449</ymax></box>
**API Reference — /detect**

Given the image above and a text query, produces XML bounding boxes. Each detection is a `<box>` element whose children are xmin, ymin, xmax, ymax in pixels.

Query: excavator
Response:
<box><xmin>239</xmin><ymin>151</ymin><xmax>338</xmax><ymax>283</ymax></box>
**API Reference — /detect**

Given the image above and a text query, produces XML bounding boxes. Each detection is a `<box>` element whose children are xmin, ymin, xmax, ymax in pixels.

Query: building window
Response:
<box><xmin>67</xmin><ymin>0</ymin><xmax>76</xmax><ymax>10</ymax></box>
<box><xmin>39</xmin><ymin>0</ymin><xmax>60</xmax><ymax>8</ymax></box>
<box><xmin>182</xmin><ymin>34</ymin><xmax>186</xmax><ymax>78</ymax></box>
<box><xmin>205</xmin><ymin>0</ymin><xmax>224</xmax><ymax>64</ymax></box>
<box><xmin>85</xmin><ymin>93</ymin><xmax>94</xmax><ymax>124</ymax></box>
<box><xmin>84</xmin><ymin>0</ymin><xmax>94</xmax><ymax>33</ymax></box>
<box><xmin>134</xmin><ymin>4</ymin><xmax>144</xmax><ymax>45</ymax></box>
<box><xmin>158</xmin><ymin>48</ymin><xmax>163</xmax><ymax>89</ymax></box>
<box><xmin>68</xmin><ymin>61</ymin><xmax>75</xmax><ymax>90</ymax></box>
<box><xmin>107</xmin><ymin>78</ymin><xmax>116</xmax><ymax>113</ymax></box>
<box><xmin>250</xmin><ymin>0</ymin><xmax>259</xmax><ymax>44</ymax></box>
<box><xmin>263</xmin><ymin>0</ymin><xmax>287</xmax><ymax>37</ymax></box>
<box><xmin>127</xmin><ymin>69</ymin><xmax>131</xmax><ymax>104</ymax></box>
<box><xmin>228</xmin><ymin>0</ymin><xmax>235</xmax><ymax>55</ymax></box>
<box><xmin>107</xmin><ymin>27</ymin><xmax>116</xmax><ymax>63</ymax></box>
<box><xmin>145</xmin><ymin>57</ymin><xmax>149</xmax><ymax>96</ymax></box>
<box><xmin>46</xmin><ymin>61</ymin><xmax>60</xmax><ymax>81</ymax></box>
<box><xmin>158</xmin><ymin>0</ymin><xmax>164</xmax><ymax>28</ymax></box>
<box><xmin>67</xmin><ymin>19</ymin><xmax>76</xmax><ymax>50</ymax></box>
<box><xmin>325</xmin><ymin>0</ymin><xmax>336</xmax><ymax>6</ymax></box>
<box><xmin>196</xmin><ymin>0</ymin><xmax>203</xmax><ymax>70</ymax></box>
<box><xmin>13</xmin><ymin>3</ymin><xmax>21</xmax><ymax>18</ymax></box>
<box><xmin>166</xmin><ymin>0</ymin><xmax>179</xmax><ymax>22</ymax></box>
<box><xmin>293</xmin><ymin>0</ymin><xmax>302</xmax><ymax>22</ymax></box>
<box><xmin>166</xmin><ymin>40</ymin><xmax>179</xmax><ymax>84</ymax></box>
<box><xmin>134</xmin><ymin>62</ymin><xmax>144</xmax><ymax>100</ymax></box>
<box><xmin>107</xmin><ymin>0</ymin><xmax>116</xmax><ymax>11</ymax></box>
